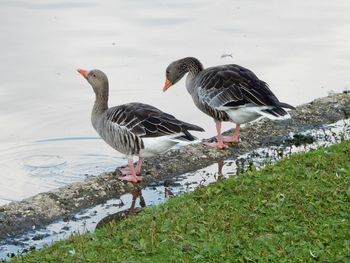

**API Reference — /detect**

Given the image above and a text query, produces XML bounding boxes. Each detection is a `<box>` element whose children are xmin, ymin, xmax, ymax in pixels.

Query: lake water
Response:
<box><xmin>0</xmin><ymin>0</ymin><xmax>350</xmax><ymax>205</ymax></box>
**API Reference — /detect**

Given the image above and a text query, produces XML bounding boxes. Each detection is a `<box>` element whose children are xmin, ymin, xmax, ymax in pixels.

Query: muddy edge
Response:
<box><xmin>1</xmin><ymin>93</ymin><xmax>349</xmax><ymax>240</ymax></box>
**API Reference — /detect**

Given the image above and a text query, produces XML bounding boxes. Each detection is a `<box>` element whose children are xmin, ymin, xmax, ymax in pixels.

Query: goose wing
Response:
<box><xmin>195</xmin><ymin>64</ymin><xmax>282</xmax><ymax>109</ymax></box>
<box><xmin>105</xmin><ymin>103</ymin><xmax>203</xmax><ymax>138</ymax></box>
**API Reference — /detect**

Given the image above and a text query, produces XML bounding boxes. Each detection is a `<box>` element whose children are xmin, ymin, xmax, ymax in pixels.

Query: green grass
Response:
<box><xmin>13</xmin><ymin>141</ymin><xmax>350</xmax><ymax>262</ymax></box>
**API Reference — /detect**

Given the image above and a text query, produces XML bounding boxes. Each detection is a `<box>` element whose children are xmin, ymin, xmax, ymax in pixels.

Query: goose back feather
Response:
<box><xmin>94</xmin><ymin>102</ymin><xmax>204</xmax><ymax>157</ymax></box>
<box><xmin>184</xmin><ymin>62</ymin><xmax>295</xmax><ymax>123</ymax></box>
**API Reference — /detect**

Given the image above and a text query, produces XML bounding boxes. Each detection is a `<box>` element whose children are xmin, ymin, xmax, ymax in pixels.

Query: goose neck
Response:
<box><xmin>183</xmin><ymin>57</ymin><xmax>203</xmax><ymax>76</ymax></box>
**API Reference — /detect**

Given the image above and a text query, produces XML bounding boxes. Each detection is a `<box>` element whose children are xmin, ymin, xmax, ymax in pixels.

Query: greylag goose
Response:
<box><xmin>78</xmin><ymin>68</ymin><xmax>204</xmax><ymax>182</ymax></box>
<box><xmin>163</xmin><ymin>57</ymin><xmax>295</xmax><ymax>148</ymax></box>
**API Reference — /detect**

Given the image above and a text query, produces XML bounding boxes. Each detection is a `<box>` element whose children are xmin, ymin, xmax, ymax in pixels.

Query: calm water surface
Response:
<box><xmin>0</xmin><ymin>0</ymin><xmax>350</xmax><ymax>204</ymax></box>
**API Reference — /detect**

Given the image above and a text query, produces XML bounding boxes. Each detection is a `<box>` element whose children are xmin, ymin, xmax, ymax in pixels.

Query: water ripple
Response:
<box><xmin>21</xmin><ymin>155</ymin><xmax>66</xmax><ymax>169</ymax></box>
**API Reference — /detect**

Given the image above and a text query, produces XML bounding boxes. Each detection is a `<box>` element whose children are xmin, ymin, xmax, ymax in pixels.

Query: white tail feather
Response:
<box><xmin>254</xmin><ymin>108</ymin><xmax>291</xmax><ymax>120</ymax></box>
<box><xmin>222</xmin><ymin>105</ymin><xmax>291</xmax><ymax>124</ymax></box>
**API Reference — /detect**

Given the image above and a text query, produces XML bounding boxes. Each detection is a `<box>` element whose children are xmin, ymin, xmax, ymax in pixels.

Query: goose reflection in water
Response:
<box><xmin>95</xmin><ymin>188</ymin><xmax>146</xmax><ymax>230</ymax></box>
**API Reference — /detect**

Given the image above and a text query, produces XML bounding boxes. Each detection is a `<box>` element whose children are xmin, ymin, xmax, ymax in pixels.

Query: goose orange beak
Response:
<box><xmin>77</xmin><ymin>68</ymin><xmax>89</xmax><ymax>79</ymax></box>
<box><xmin>163</xmin><ymin>79</ymin><xmax>172</xmax><ymax>92</ymax></box>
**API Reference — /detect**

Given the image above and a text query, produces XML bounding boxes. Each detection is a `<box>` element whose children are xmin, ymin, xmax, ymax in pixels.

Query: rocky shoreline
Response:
<box><xmin>0</xmin><ymin>93</ymin><xmax>349</xmax><ymax>240</ymax></box>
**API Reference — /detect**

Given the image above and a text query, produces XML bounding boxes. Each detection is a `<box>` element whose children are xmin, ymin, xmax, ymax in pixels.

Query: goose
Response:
<box><xmin>163</xmin><ymin>57</ymin><xmax>295</xmax><ymax>148</ymax></box>
<box><xmin>77</xmin><ymin>68</ymin><xmax>204</xmax><ymax>182</ymax></box>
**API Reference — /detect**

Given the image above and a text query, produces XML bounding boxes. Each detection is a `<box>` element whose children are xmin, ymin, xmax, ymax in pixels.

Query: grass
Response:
<box><xmin>12</xmin><ymin>141</ymin><xmax>350</xmax><ymax>262</ymax></box>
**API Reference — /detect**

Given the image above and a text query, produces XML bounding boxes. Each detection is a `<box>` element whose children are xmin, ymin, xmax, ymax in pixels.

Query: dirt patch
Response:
<box><xmin>0</xmin><ymin>93</ymin><xmax>349</xmax><ymax>240</ymax></box>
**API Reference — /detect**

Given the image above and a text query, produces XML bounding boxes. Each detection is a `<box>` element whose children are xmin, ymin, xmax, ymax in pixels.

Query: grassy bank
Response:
<box><xmin>13</xmin><ymin>141</ymin><xmax>350</xmax><ymax>262</ymax></box>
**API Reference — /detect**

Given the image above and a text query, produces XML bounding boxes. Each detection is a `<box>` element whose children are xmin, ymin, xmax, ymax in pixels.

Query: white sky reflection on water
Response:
<box><xmin>0</xmin><ymin>0</ymin><xmax>349</xmax><ymax>204</ymax></box>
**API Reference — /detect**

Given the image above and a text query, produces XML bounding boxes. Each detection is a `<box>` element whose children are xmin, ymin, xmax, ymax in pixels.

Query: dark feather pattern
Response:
<box><xmin>105</xmin><ymin>103</ymin><xmax>204</xmax><ymax>138</ymax></box>
<box><xmin>195</xmin><ymin>64</ymin><xmax>285</xmax><ymax>109</ymax></box>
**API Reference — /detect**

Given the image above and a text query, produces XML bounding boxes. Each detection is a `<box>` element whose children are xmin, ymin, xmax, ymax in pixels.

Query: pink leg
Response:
<box><xmin>233</xmin><ymin>123</ymin><xmax>240</xmax><ymax>143</ymax></box>
<box><xmin>119</xmin><ymin>166</ymin><xmax>132</xmax><ymax>175</ymax></box>
<box><xmin>222</xmin><ymin>124</ymin><xmax>240</xmax><ymax>143</ymax></box>
<box><xmin>119</xmin><ymin>158</ymin><xmax>143</xmax><ymax>183</ymax></box>
<box><xmin>205</xmin><ymin>121</ymin><xmax>228</xmax><ymax>149</ymax></box>
<box><xmin>135</xmin><ymin>157</ymin><xmax>144</xmax><ymax>174</ymax></box>
<box><xmin>119</xmin><ymin>157</ymin><xmax>144</xmax><ymax>175</ymax></box>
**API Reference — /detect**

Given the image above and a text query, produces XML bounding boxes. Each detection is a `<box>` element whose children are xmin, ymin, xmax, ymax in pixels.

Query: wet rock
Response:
<box><xmin>7</xmin><ymin>253</ymin><xmax>16</xmax><ymax>258</ymax></box>
<box><xmin>32</xmin><ymin>233</ymin><xmax>49</xmax><ymax>241</ymax></box>
<box><xmin>0</xmin><ymin>93</ymin><xmax>349</xmax><ymax>240</ymax></box>
<box><xmin>285</xmin><ymin>134</ymin><xmax>315</xmax><ymax>146</ymax></box>
<box><xmin>7</xmin><ymin>240</ymin><xmax>24</xmax><ymax>246</ymax></box>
